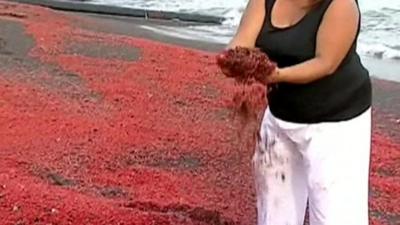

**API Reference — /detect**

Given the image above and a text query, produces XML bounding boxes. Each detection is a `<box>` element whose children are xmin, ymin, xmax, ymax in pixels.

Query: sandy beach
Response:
<box><xmin>0</xmin><ymin>1</ymin><xmax>399</xmax><ymax>224</ymax></box>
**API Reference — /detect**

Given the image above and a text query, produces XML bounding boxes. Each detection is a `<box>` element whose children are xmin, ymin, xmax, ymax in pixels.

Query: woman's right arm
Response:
<box><xmin>227</xmin><ymin>0</ymin><xmax>266</xmax><ymax>49</ymax></box>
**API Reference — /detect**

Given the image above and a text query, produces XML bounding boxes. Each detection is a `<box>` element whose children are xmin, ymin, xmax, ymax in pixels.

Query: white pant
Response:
<box><xmin>253</xmin><ymin>108</ymin><xmax>371</xmax><ymax>225</ymax></box>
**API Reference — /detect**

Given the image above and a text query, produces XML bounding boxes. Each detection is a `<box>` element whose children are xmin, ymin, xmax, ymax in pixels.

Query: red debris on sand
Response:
<box><xmin>0</xmin><ymin>1</ymin><xmax>399</xmax><ymax>225</ymax></box>
<box><xmin>216</xmin><ymin>47</ymin><xmax>276</xmax><ymax>84</ymax></box>
<box><xmin>231</xmin><ymin>84</ymin><xmax>266</xmax><ymax>122</ymax></box>
<box><xmin>216</xmin><ymin>47</ymin><xmax>275</xmax><ymax>141</ymax></box>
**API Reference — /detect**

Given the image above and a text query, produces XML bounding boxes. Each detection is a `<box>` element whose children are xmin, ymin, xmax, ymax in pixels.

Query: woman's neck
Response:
<box><xmin>294</xmin><ymin>0</ymin><xmax>323</xmax><ymax>10</ymax></box>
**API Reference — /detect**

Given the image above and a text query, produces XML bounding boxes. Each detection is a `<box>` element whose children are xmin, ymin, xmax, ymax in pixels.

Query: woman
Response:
<box><xmin>223</xmin><ymin>0</ymin><xmax>372</xmax><ymax>224</ymax></box>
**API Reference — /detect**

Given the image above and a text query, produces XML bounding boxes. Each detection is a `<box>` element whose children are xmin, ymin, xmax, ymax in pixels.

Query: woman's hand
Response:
<box><xmin>255</xmin><ymin>67</ymin><xmax>282</xmax><ymax>85</ymax></box>
<box><xmin>265</xmin><ymin>67</ymin><xmax>281</xmax><ymax>84</ymax></box>
<box><xmin>216</xmin><ymin>51</ymin><xmax>235</xmax><ymax>78</ymax></box>
<box><xmin>219</xmin><ymin>66</ymin><xmax>234</xmax><ymax>78</ymax></box>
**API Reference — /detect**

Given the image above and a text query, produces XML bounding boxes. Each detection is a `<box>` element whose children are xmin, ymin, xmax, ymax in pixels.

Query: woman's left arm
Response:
<box><xmin>268</xmin><ymin>0</ymin><xmax>360</xmax><ymax>84</ymax></box>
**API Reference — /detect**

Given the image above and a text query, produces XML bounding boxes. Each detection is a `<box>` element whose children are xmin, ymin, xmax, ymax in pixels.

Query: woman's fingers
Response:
<box><xmin>215</xmin><ymin>47</ymin><xmax>277</xmax><ymax>83</ymax></box>
<box><xmin>220</xmin><ymin>67</ymin><xmax>234</xmax><ymax>77</ymax></box>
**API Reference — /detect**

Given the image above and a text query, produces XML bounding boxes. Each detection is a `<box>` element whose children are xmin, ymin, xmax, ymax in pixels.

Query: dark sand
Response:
<box><xmin>66</xmin><ymin>11</ymin><xmax>226</xmax><ymax>52</ymax></box>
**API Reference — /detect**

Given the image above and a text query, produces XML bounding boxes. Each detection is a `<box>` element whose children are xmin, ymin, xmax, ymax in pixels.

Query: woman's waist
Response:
<box><xmin>267</xmin><ymin>75</ymin><xmax>372</xmax><ymax>123</ymax></box>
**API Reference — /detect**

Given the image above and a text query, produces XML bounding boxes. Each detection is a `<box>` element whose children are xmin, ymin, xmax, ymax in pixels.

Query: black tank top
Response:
<box><xmin>255</xmin><ymin>0</ymin><xmax>372</xmax><ymax>123</ymax></box>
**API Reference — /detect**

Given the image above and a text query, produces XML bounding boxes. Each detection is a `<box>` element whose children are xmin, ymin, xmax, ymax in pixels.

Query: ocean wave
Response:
<box><xmin>88</xmin><ymin>0</ymin><xmax>399</xmax><ymax>60</ymax></box>
<box><xmin>358</xmin><ymin>43</ymin><xmax>400</xmax><ymax>60</ymax></box>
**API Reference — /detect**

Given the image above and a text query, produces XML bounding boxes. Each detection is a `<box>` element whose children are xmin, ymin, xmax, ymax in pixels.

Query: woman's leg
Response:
<box><xmin>253</xmin><ymin>109</ymin><xmax>309</xmax><ymax>225</ymax></box>
<box><xmin>305</xmin><ymin>108</ymin><xmax>372</xmax><ymax>225</ymax></box>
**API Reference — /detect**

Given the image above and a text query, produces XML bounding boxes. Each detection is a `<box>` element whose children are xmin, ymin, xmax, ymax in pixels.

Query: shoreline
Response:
<box><xmin>10</xmin><ymin>0</ymin><xmax>225</xmax><ymax>24</ymax></box>
<box><xmin>10</xmin><ymin>0</ymin><xmax>400</xmax><ymax>83</ymax></box>
<box><xmin>361</xmin><ymin>56</ymin><xmax>400</xmax><ymax>82</ymax></box>
<box><xmin>67</xmin><ymin>12</ymin><xmax>226</xmax><ymax>52</ymax></box>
